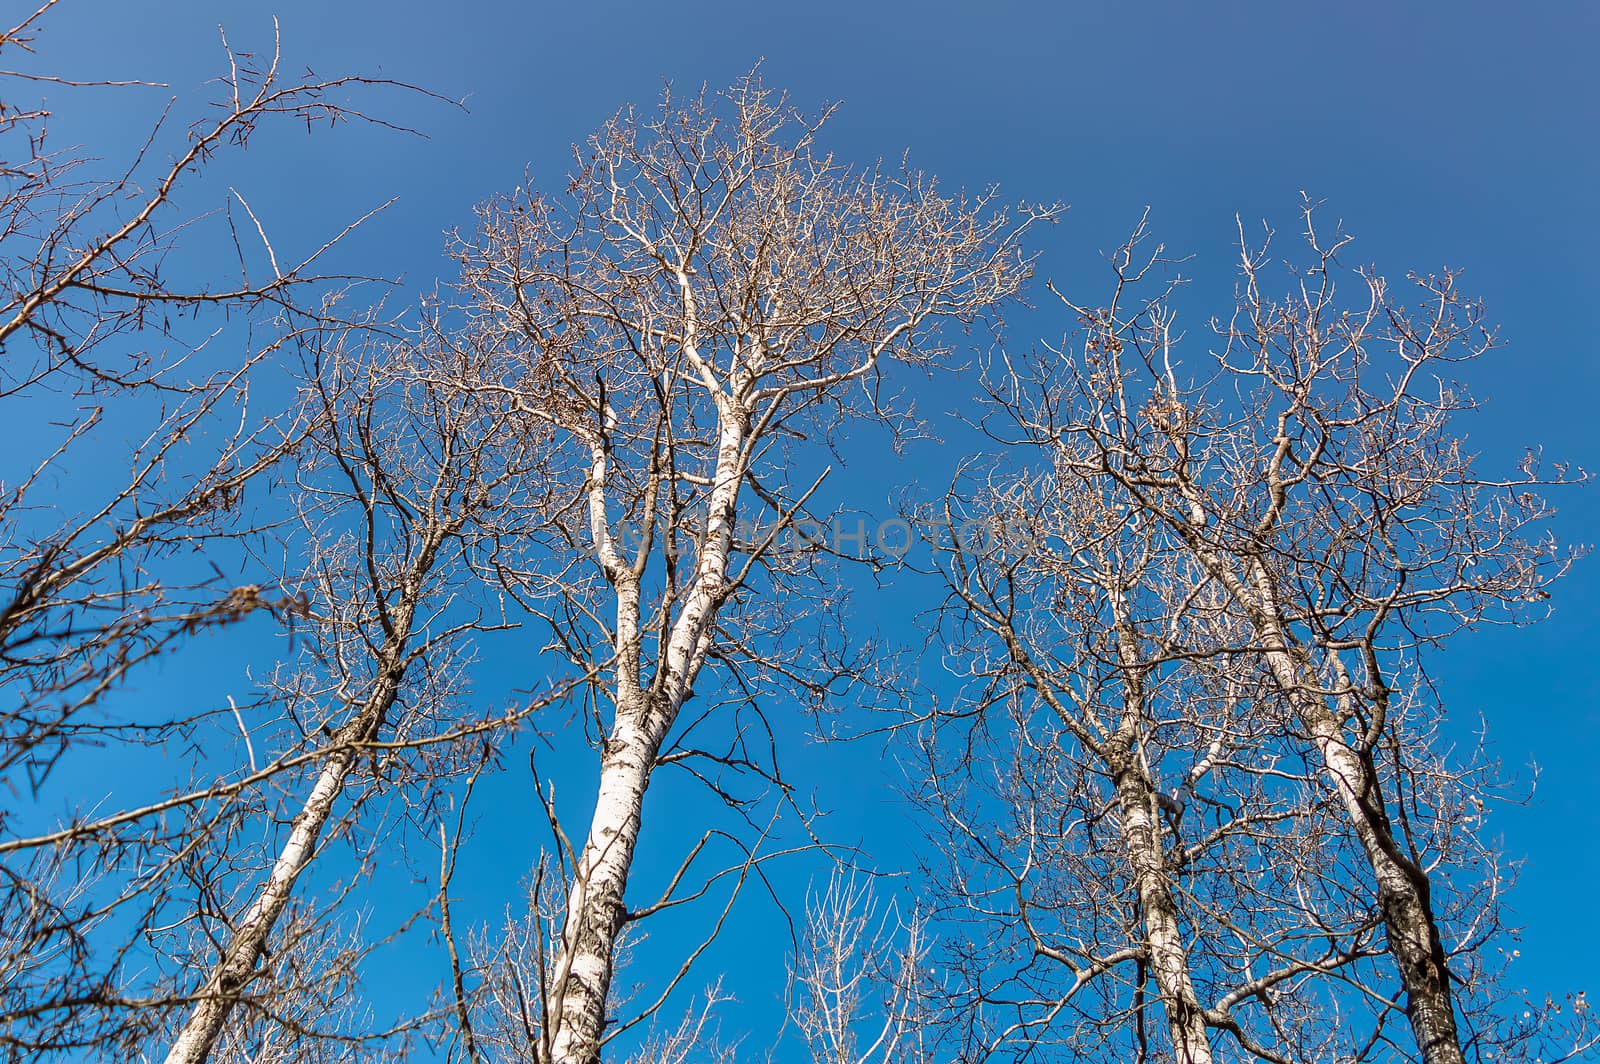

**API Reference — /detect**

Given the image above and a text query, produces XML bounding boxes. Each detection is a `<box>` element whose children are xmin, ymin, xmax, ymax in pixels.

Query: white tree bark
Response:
<box><xmin>545</xmin><ymin>707</ymin><xmax>662</xmax><ymax>1064</ymax></box>
<box><xmin>1107</xmin><ymin>614</ymin><xmax>1214</xmax><ymax>1064</ymax></box>
<box><xmin>162</xmin><ymin>745</ymin><xmax>360</xmax><ymax>1064</ymax></box>
<box><xmin>161</xmin><ymin>442</ymin><xmax>456</xmax><ymax>1063</ymax></box>
<box><xmin>1201</xmin><ymin>545</ymin><xmax>1464</xmax><ymax>1064</ymax></box>
<box><xmin>547</xmin><ymin>406</ymin><xmax>747</xmax><ymax>1064</ymax></box>
<box><xmin>162</xmin><ymin>663</ymin><xmax>406</xmax><ymax>1064</ymax></box>
<box><xmin>1108</xmin><ymin>746</ymin><xmax>1214</xmax><ymax>1064</ymax></box>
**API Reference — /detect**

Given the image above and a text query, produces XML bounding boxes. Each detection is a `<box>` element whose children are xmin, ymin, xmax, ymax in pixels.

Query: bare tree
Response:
<box><xmin>0</xmin><ymin>8</ymin><xmax>482</xmax><ymax>1059</ymax></box>
<box><xmin>447</xmin><ymin>74</ymin><xmax>1049</xmax><ymax>1064</ymax></box>
<box><xmin>786</xmin><ymin>871</ymin><xmax>939</xmax><ymax>1064</ymax></box>
<box><xmin>916</xmin><ymin>463</ymin><xmax>1402</xmax><ymax>1063</ymax></box>
<box><xmin>946</xmin><ymin>203</ymin><xmax>1589</xmax><ymax>1064</ymax></box>
<box><xmin>159</xmin><ymin>309</ymin><xmax>569</xmax><ymax>1063</ymax></box>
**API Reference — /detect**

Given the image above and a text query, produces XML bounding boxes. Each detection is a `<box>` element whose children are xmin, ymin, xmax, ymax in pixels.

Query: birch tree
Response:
<box><xmin>159</xmin><ymin>312</ymin><xmax>566</xmax><ymax>1063</ymax></box>
<box><xmin>449</xmin><ymin>75</ymin><xmax>1048</xmax><ymax>1063</ymax></box>
<box><xmin>917</xmin><ymin>465</ymin><xmax>1398</xmax><ymax>1063</ymax></box>
<box><xmin>949</xmin><ymin>204</ymin><xmax>1588</xmax><ymax>1064</ymax></box>
<box><xmin>0</xmin><ymin>7</ymin><xmax>467</xmax><ymax>1058</ymax></box>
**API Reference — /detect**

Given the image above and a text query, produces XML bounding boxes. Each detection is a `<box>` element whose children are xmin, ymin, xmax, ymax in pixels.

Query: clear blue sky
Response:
<box><xmin>19</xmin><ymin>1</ymin><xmax>1599</xmax><ymax>1055</ymax></box>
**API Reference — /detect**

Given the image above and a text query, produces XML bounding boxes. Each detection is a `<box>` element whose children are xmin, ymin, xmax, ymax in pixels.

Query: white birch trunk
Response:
<box><xmin>162</xmin><ymin>586</ymin><xmax>417</xmax><ymax>1064</ymax></box>
<box><xmin>1109</xmin><ymin>749</ymin><xmax>1215</xmax><ymax>1064</ymax></box>
<box><xmin>547</xmin><ymin>401</ymin><xmax>747</xmax><ymax>1064</ymax></box>
<box><xmin>1238</xmin><ymin>561</ymin><xmax>1465</xmax><ymax>1064</ymax></box>
<box><xmin>1105</xmin><ymin>614</ymin><xmax>1214</xmax><ymax>1064</ymax></box>
<box><xmin>161</xmin><ymin>745</ymin><xmax>358</xmax><ymax>1064</ymax></box>
<box><xmin>545</xmin><ymin>709</ymin><xmax>660</xmax><ymax>1064</ymax></box>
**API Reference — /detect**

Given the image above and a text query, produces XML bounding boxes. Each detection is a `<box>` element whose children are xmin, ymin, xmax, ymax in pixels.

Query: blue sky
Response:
<box><xmin>16</xmin><ymin>0</ymin><xmax>1600</xmax><ymax>1055</ymax></box>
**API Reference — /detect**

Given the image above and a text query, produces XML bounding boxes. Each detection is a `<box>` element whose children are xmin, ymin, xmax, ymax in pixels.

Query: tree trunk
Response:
<box><xmin>163</xmin><ymin>627</ymin><xmax>411</xmax><ymax>1064</ymax></box>
<box><xmin>1239</xmin><ymin>563</ymin><xmax>1465</xmax><ymax>1064</ymax></box>
<box><xmin>1170</xmin><ymin>530</ymin><xmax>1465</xmax><ymax>1064</ymax></box>
<box><xmin>1293</xmin><ymin>689</ymin><xmax>1464</xmax><ymax>1064</ymax></box>
<box><xmin>163</xmin><ymin>739</ymin><xmax>365</xmax><ymax>1064</ymax></box>
<box><xmin>546</xmin><ymin>398</ymin><xmax>746</xmax><ymax>1063</ymax></box>
<box><xmin>1107</xmin><ymin>743</ymin><xmax>1214</xmax><ymax>1064</ymax></box>
<box><xmin>547</xmin><ymin>707</ymin><xmax>661</xmax><ymax>1064</ymax></box>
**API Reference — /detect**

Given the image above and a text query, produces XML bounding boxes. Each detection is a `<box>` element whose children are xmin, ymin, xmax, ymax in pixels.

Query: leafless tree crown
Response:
<box><xmin>1</xmin><ymin>11</ymin><xmax>1589</xmax><ymax>1064</ymax></box>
